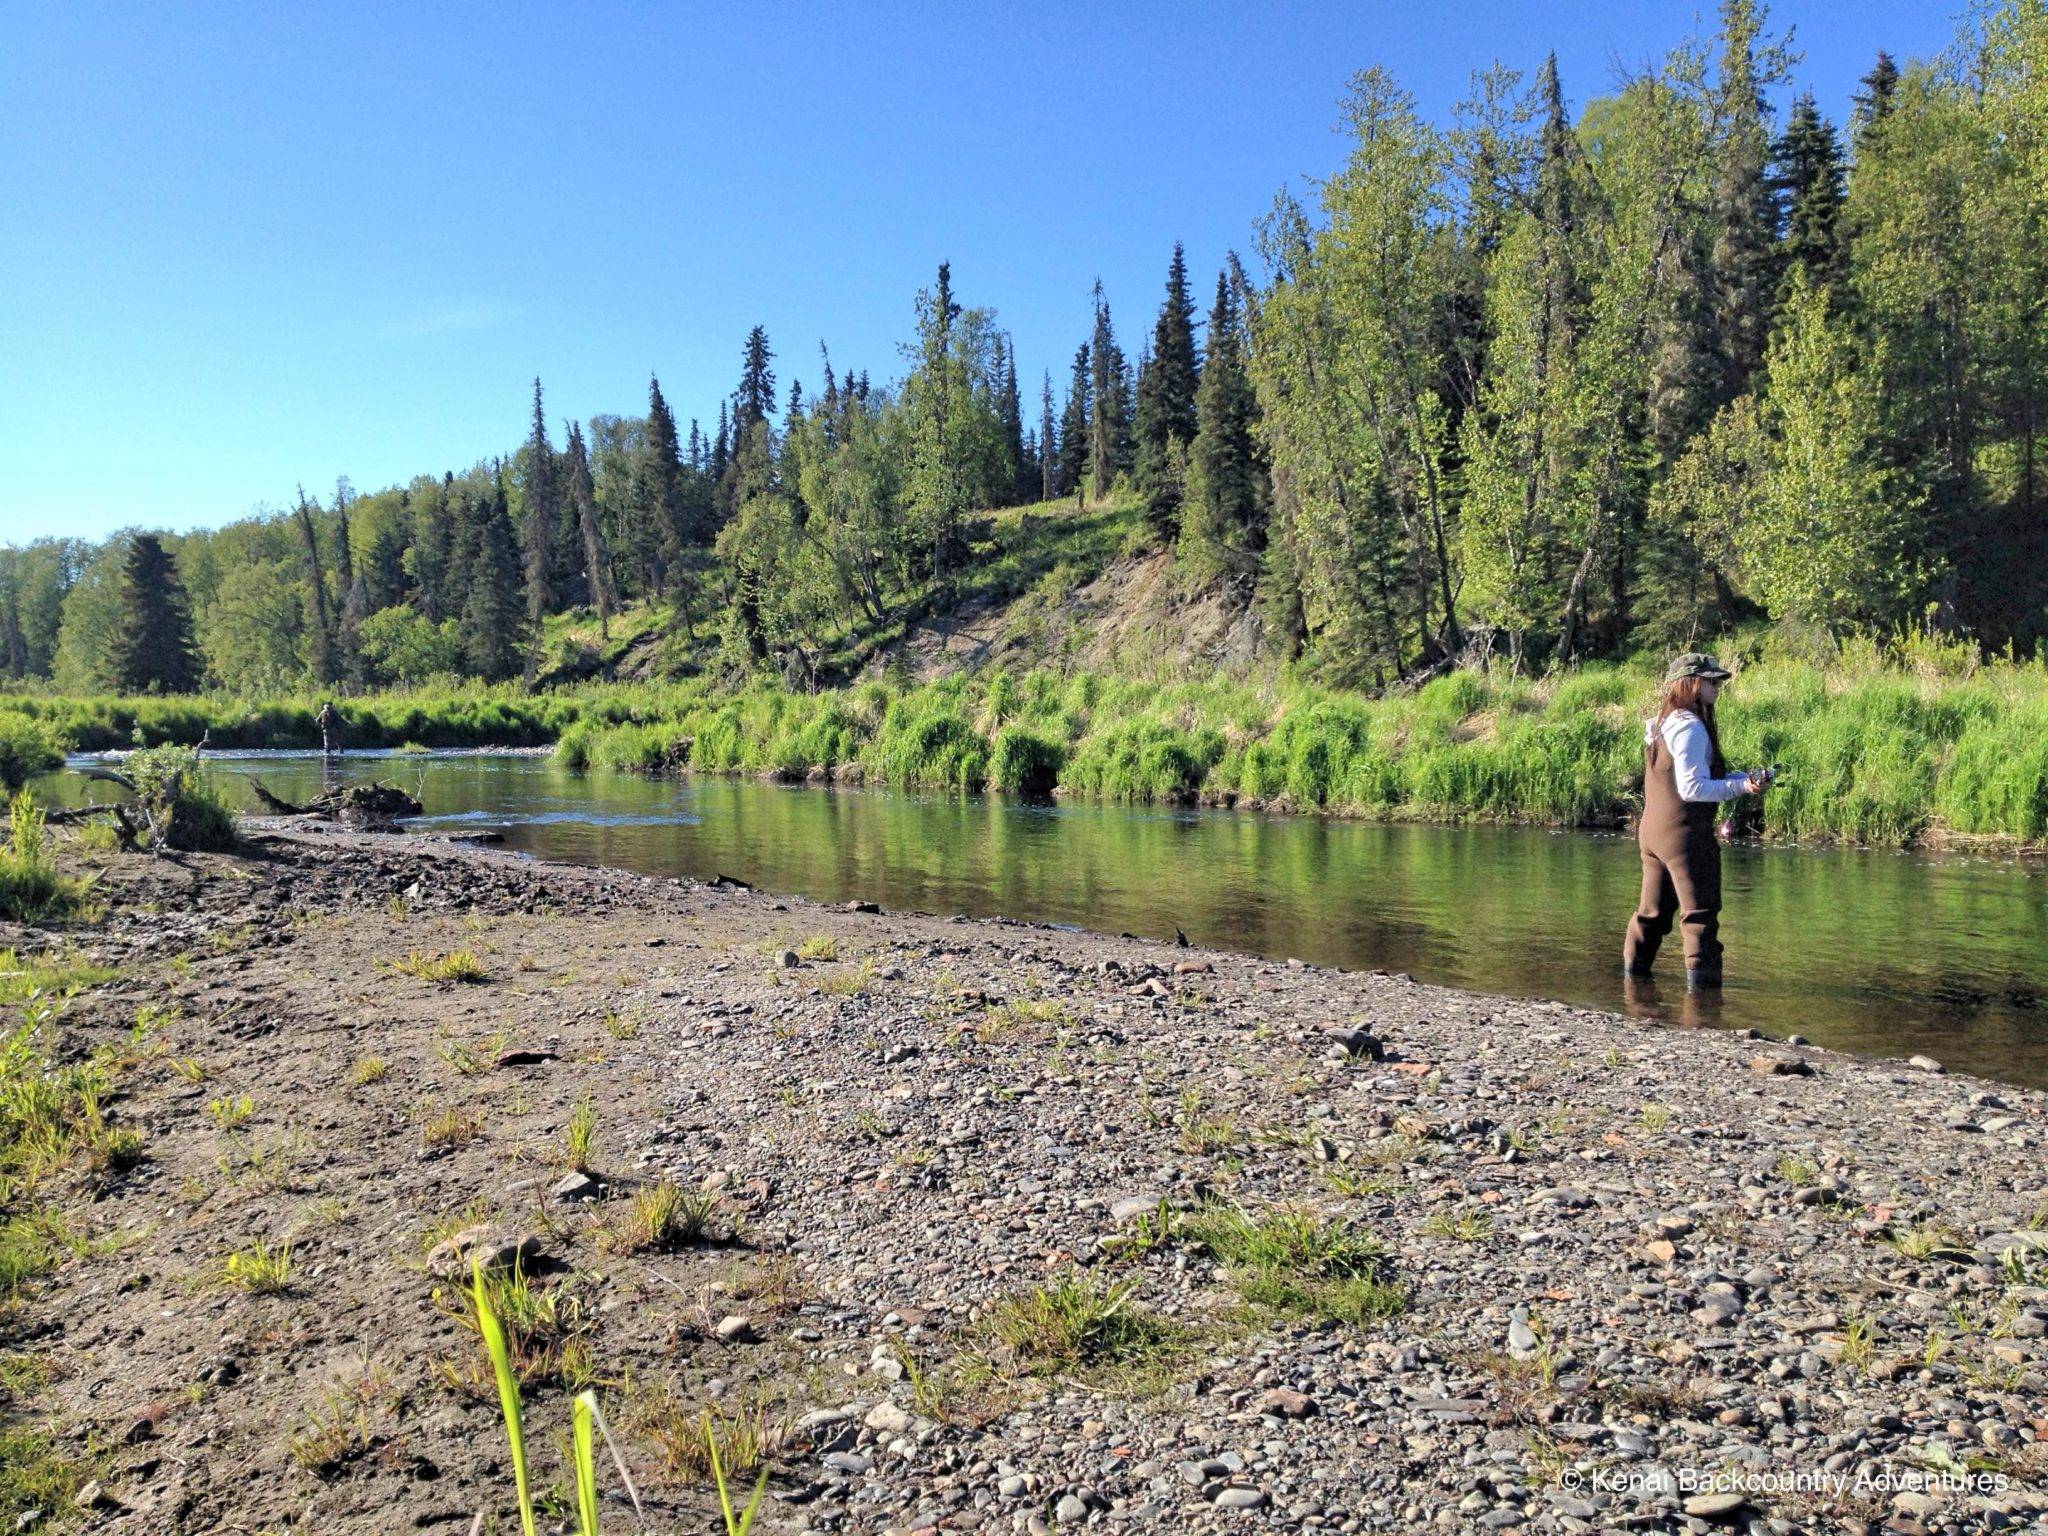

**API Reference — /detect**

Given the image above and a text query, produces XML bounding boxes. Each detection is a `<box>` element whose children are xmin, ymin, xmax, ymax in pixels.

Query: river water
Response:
<box><xmin>49</xmin><ymin>750</ymin><xmax>2048</xmax><ymax>1086</ymax></box>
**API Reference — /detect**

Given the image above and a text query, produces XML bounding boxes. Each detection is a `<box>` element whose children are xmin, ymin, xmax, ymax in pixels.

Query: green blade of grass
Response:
<box><xmin>572</xmin><ymin>1391</ymin><xmax>599</xmax><ymax>1536</ymax></box>
<box><xmin>473</xmin><ymin>1260</ymin><xmax>537</xmax><ymax>1536</ymax></box>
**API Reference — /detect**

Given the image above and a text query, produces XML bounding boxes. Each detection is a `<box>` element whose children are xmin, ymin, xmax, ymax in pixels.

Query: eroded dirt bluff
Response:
<box><xmin>6</xmin><ymin>828</ymin><xmax>2046</xmax><ymax>1535</ymax></box>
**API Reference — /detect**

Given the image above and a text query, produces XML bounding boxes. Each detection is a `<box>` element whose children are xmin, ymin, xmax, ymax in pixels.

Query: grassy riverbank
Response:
<box><xmin>553</xmin><ymin>650</ymin><xmax>2048</xmax><ymax>847</ymax></box>
<box><xmin>7</xmin><ymin>643</ymin><xmax>2047</xmax><ymax>847</ymax></box>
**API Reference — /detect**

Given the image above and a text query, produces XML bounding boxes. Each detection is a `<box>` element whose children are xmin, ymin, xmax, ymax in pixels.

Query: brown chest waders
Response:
<box><xmin>1621</xmin><ymin>728</ymin><xmax>1724</xmax><ymax>984</ymax></box>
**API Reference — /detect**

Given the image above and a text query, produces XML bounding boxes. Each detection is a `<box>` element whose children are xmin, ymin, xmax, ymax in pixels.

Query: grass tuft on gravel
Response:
<box><xmin>389</xmin><ymin>948</ymin><xmax>489</xmax><ymax>984</ymax></box>
<box><xmin>640</xmin><ymin>1386</ymin><xmax>783</xmax><ymax>1487</ymax></box>
<box><xmin>436</xmin><ymin>1264</ymin><xmax>591</xmax><ymax>1391</ymax></box>
<box><xmin>980</xmin><ymin>1273</ymin><xmax>1188</xmax><ymax>1385</ymax></box>
<box><xmin>603</xmin><ymin>1181</ymin><xmax>718</xmax><ymax>1254</ymax></box>
<box><xmin>1182</xmin><ymin>1202</ymin><xmax>1406</xmax><ymax>1326</ymax></box>
<box><xmin>220</xmin><ymin>1240</ymin><xmax>294</xmax><ymax>1294</ymax></box>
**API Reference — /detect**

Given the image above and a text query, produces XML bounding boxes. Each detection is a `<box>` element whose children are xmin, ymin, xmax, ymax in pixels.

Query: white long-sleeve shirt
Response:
<box><xmin>1646</xmin><ymin>711</ymin><xmax>1752</xmax><ymax>803</ymax></box>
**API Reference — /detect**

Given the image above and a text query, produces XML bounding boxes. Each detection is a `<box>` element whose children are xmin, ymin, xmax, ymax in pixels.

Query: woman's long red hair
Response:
<box><xmin>1657</xmin><ymin>676</ymin><xmax>1726</xmax><ymax>774</ymax></box>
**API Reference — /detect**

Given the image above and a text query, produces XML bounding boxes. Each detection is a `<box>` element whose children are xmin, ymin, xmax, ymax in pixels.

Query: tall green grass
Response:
<box><xmin>0</xmin><ymin>793</ymin><xmax>94</xmax><ymax>924</ymax></box>
<box><xmin>539</xmin><ymin>653</ymin><xmax>2048</xmax><ymax>847</ymax></box>
<box><xmin>0</xmin><ymin>689</ymin><xmax>601</xmax><ymax>753</ymax></box>
<box><xmin>13</xmin><ymin>641</ymin><xmax>2048</xmax><ymax>847</ymax></box>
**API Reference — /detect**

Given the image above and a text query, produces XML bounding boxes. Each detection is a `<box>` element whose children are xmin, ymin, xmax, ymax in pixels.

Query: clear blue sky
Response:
<box><xmin>2</xmin><ymin>1</ymin><xmax>1960</xmax><ymax>543</ymax></box>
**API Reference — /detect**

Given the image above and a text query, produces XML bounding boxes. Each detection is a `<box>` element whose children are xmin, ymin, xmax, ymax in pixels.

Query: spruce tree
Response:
<box><xmin>462</xmin><ymin>473</ymin><xmax>525</xmax><ymax>682</ymax></box>
<box><xmin>0</xmin><ymin>594</ymin><xmax>26</xmax><ymax>681</ymax></box>
<box><xmin>733</xmin><ymin>327</ymin><xmax>777</xmax><ymax>439</ymax></box>
<box><xmin>563</xmin><ymin>421</ymin><xmax>615</xmax><ymax>638</ymax></box>
<box><xmin>1184</xmin><ymin>272</ymin><xmax>1265</xmax><ymax>585</ymax></box>
<box><xmin>1707</xmin><ymin>0</ymin><xmax>1779</xmax><ymax>408</ymax></box>
<box><xmin>1772</xmin><ymin>93</ymin><xmax>1845</xmax><ymax>296</ymax></box>
<box><xmin>333</xmin><ymin>477</ymin><xmax>366</xmax><ymax>684</ymax></box>
<box><xmin>360</xmin><ymin>495</ymin><xmax>408</xmax><ymax>614</ymax></box>
<box><xmin>1039</xmin><ymin>372</ymin><xmax>1057</xmax><ymax>502</ymax></box>
<box><xmin>406</xmin><ymin>478</ymin><xmax>447</xmax><ymax>621</ymax></box>
<box><xmin>293</xmin><ymin>489</ymin><xmax>337</xmax><ymax>684</ymax></box>
<box><xmin>1852</xmin><ymin>51</ymin><xmax>1899</xmax><ymax>149</ymax></box>
<box><xmin>109</xmin><ymin>533</ymin><xmax>200</xmax><ymax>693</ymax></box>
<box><xmin>1087</xmin><ymin>284</ymin><xmax>1129</xmax><ymax>498</ymax></box>
<box><xmin>1133</xmin><ymin>243</ymin><xmax>1202</xmax><ymax>537</ymax></box>
<box><xmin>520</xmin><ymin>378</ymin><xmax>558</xmax><ymax>679</ymax></box>
<box><xmin>639</xmin><ymin>376</ymin><xmax>690</xmax><ymax>592</ymax></box>
<box><xmin>710</xmin><ymin>403</ymin><xmax>730</xmax><ymax>486</ymax></box>
<box><xmin>996</xmin><ymin>339</ymin><xmax>1028</xmax><ymax>505</ymax></box>
<box><xmin>1058</xmin><ymin>344</ymin><xmax>1091</xmax><ymax>501</ymax></box>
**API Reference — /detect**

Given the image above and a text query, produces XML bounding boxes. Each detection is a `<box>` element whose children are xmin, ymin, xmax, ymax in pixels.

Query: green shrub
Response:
<box><xmin>123</xmin><ymin>745</ymin><xmax>237</xmax><ymax>851</ymax></box>
<box><xmin>1061</xmin><ymin>720</ymin><xmax>1221</xmax><ymax>803</ymax></box>
<box><xmin>1934</xmin><ymin>702</ymin><xmax>2048</xmax><ymax>840</ymax></box>
<box><xmin>990</xmin><ymin>727</ymin><xmax>1064</xmax><ymax>796</ymax></box>
<box><xmin>0</xmin><ymin>714</ymin><xmax>65</xmax><ymax>794</ymax></box>
<box><xmin>865</xmin><ymin>704</ymin><xmax>988</xmax><ymax>790</ymax></box>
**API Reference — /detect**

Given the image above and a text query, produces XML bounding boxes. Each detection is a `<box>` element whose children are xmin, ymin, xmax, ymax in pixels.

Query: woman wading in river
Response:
<box><xmin>1622</xmin><ymin>654</ymin><xmax>1773</xmax><ymax>988</ymax></box>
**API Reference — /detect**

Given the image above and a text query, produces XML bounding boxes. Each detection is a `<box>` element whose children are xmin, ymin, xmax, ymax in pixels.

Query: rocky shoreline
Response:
<box><xmin>5</xmin><ymin>828</ymin><xmax>2045</xmax><ymax>1535</ymax></box>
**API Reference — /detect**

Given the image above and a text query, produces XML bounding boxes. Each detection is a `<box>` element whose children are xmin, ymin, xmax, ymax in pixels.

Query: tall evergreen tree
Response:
<box><xmin>733</xmin><ymin>327</ymin><xmax>777</xmax><ymax>440</ymax></box>
<box><xmin>1456</xmin><ymin>53</ymin><xmax>1604</xmax><ymax>666</ymax></box>
<box><xmin>996</xmin><ymin>339</ymin><xmax>1028</xmax><ymax>505</ymax></box>
<box><xmin>1181</xmin><ymin>271</ymin><xmax>1265</xmax><ymax>588</ymax></box>
<box><xmin>563</xmin><ymin>421</ymin><xmax>615</xmax><ymax>639</ymax></box>
<box><xmin>292</xmin><ymin>489</ymin><xmax>337</xmax><ymax>684</ymax></box>
<box><xmin>1852</xmin><ymin>51</ymin><xmax>1899</xmax><ymax>149</ymax></box>
<box><xmin>1132</xmin><ymin>243</ymin><xmax>1202</xmax><ymax>537</ymax></box>
<box><xmin>520</xmin><ymin>378</ymin><xmax>558</xmax><ymax>680</ymax></box>
<box><xmin>109</xmin><ymin>534</ymin><xmax>200</xmax><ymax>693</ymax></box>
<box><xmin>359</xmin><ymin>492</ymin><xmax>408</xmax><ymax>614</ymax></box>
<box><xmin>900</xmin><ymin>260</ymin><xmax>975</xmax><ymax>590</ymax></box>
<box><xmin>1707</xmin><ymin>0</ymin><xmax>1780</xmax><ymax>408</ymax></box>
<box><xmin>413</xmin><ymin>473</ymin><xmax>459</xmax><ymax>621</ymax></box>
<box><xmin>1057</xmin><ymin>344</ymin><xmax>1091</xmax><ymax>501</ymax></box>
<box><xmin>333</xmin><ymin>477</ymin><xmax>367</xmax><ymax>683</ymax></box>
<box><xmin>638</xmin><ymin>376</ymin><xmax>690</xmax><ymax>596</ymax></box>
<box><xmin>461</xmin><ymin>472</ymin><xmax>525</xmax><ymax>682</ymax></box>
<box><xmin>1773</xmin><ymin>93</ymin><xmax>1846</xmax><ymax>298</ymax></box>
<box><xmin>1039</xmin><ymin>372</ymin><xmax>1057</xmax><ymax>502</ymax></box>
<box><xmin>0</xmin><ymin>592</ymin><xmax>27</xmax><ymax>681</ymax></box>
<box><xmin>1086</xmin><ymin>284</ymin><xmax>1129</xmax><ymax>497</ymax></box>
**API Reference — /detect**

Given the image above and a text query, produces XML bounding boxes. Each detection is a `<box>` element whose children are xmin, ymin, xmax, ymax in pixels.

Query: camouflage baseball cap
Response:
<box><xmin>1664</xmin><ymin>652</ymin><xmax>1732</xmax><ymax>683</ymax></box>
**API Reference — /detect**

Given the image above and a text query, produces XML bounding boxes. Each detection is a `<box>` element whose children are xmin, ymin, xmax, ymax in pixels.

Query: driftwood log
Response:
<box><xmin>72</xmin><ymin>764</ymin><xmax>165</xmax><ymax>850</ymax></box>
<box><xmin>44</xmin><ymin>800</ymin><xmax>143</xmax><ymax>850</ymax></box>
<box><xmin>248</xmin><ymin>778</ymin><xmax>423</xmax><ymax>823</ymax></box>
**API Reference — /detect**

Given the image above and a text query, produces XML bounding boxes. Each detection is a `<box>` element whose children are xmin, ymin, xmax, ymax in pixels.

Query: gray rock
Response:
<box><xmin>863</xmin><ymin>1401</ymin><xmax>912</xmax><ymax>1435</ymax></box>
<box><xmin>1682</xmin><ymin>1491</ymin><xmax>1747</xmax><ymax>1520</ymax></box>
<box><xmin>425</xmin><ymin>1226</ymin><xmax>542</xmax><ymax>1279</ymax></box>
<box><xmin>1213</xmin><ymin>1487</ymin><xmax>1269</xmax><ymax>1511</ymax></box>
<box><xmin>550</xmin><ymin>1170</ymin><xmax>601</xmax><ymax>1202</ymax></box>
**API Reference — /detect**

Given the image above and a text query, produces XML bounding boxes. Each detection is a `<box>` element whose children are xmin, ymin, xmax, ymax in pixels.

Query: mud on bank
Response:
<box><xmin>3</xmin><ymin>829</ymin><xmax>2046</xmax><ymax>1535</ymax></box>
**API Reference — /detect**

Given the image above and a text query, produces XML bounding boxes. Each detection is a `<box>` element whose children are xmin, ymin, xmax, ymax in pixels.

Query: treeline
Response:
<box><xmin>2</xmin><ymin>0</ymin><xmax>2043</xmax><ymax>701</ymax></box>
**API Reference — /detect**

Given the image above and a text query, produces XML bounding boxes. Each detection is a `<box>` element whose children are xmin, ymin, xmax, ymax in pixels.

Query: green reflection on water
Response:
<box><xmin>43</xmin><ymin>751</ymin><xmax>2048</xmax><ymax>1085</ymax></box>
